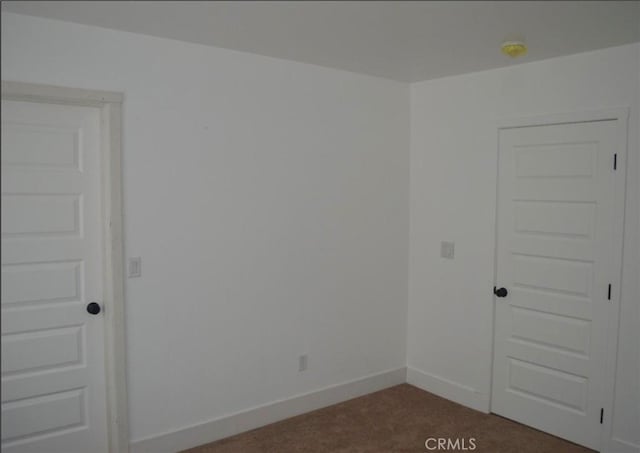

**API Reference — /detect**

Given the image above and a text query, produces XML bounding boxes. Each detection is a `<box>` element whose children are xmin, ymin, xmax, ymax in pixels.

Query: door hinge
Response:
<box><xmin>608</xmin><ymin>284</ymin><xmax>612</xmax><ymax>301</ymax></box>
<box><xmin>614</xmin><ymin>154</ymin><xmax>617</xmax><ymax>170</ymax></box>
<box><xmin>600</xmin><ymin>408</ymin><xmax>604</xmax><ymax>424</ymax></box>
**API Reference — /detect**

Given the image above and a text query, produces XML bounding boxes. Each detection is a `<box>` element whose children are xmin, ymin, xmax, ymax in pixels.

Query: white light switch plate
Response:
<box><xmin>441</xmin><ymin>241</ymin><xmax>455</xmax><ymax>259</ymax></box>
<box><xmin>128</xmin><ymin>257</ymin><xmax>142</xmax><ymax>278</ymax></box>
<box><xmin>299</xmin><ymin>354</ymin><xmax>308</xmax><ymax>372</ymax></box>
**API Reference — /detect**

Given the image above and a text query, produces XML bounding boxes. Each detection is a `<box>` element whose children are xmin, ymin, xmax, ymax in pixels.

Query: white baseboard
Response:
<box><xmin>131</xmin><ymin>367</ymin><xmax>407</xmax><ymax>453</ymax></box>
<box><xmin>406</xmin><ymin>367</ymin><xmax>490</xmax><ymax>413</ymax></box>
<box><xmin>607</xmin><ymin>438</ymin><xmax>640</xmax><ymax>453</ymax></box>
<box><xmin>130</xmin><ymin>365</ymin><xmax>631</xmax><ymax>453</ymax></box>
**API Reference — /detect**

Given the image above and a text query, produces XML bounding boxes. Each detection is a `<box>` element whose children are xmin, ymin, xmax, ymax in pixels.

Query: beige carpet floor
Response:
<box><xmin>182</xmin><ymin>384</ymin><xmax>594</xmax><ymax>453</ymax></box>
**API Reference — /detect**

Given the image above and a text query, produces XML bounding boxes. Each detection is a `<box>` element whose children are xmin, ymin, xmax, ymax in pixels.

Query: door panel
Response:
<box><xmin>492</xmin><ymin>120</ymin><xmax>620</xmax><ymax>450</ymax></box>
<box><xmin>1</xmin><ymin>100</ymin><xmax>108</xmax><ymax>453</ymax></box>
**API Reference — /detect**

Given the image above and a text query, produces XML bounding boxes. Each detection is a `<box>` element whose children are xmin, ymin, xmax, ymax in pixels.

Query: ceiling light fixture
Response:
<box><xmin>501</xmin><ymin>40</ymin><xmax>528</xmax><ymax>58</ymax></box>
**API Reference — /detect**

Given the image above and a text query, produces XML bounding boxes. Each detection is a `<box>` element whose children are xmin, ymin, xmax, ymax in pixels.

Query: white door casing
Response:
<box><xmin>491</xmin><ymin>114</ymin><xmax>627</xmax><ymax>451</ymax></box>
<box><xmin>1</xmin><ymin>82</ymin><xmax>128</xmax><ymax>453</ymax></box>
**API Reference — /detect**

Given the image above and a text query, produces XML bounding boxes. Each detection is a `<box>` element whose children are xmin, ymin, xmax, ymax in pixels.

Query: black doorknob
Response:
<box><xmin>86</xmin><ymin>302</ymin><xmax>101</xmax><ymax>315</ymax></box>
<box><xmin>494</xmin><ymin>287</ymin><xmax>508</xmax><ymax>298</ymax></box>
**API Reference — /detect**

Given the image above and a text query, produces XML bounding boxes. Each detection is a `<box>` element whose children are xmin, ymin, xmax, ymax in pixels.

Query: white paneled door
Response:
<box><xmin>491</xmin><ymin>119</ymin><xmax>623</xmax><ymax>450</ymax></box>
<box><xmin>1</xmin><ymin>100</ymin><xmax>109</xmax><ymax>453</ymax></box>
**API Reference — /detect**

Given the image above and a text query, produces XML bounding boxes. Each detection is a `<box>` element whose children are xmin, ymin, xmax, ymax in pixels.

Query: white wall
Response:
<box><xmin>408</xmin><ymin>44</ymin><xmax>640</xmax><ymax>451</ymax></box>
<box><xmin>1</xmin><ymin>12</ymin><xmax>410</xmax><ymax>444</ymax></box>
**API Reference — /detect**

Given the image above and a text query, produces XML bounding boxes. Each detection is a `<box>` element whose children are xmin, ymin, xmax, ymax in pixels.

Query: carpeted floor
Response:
<box><xmin>182</xmin><ymin>384</ymin><xmax>594</xmax><ymax>453</ymax></box>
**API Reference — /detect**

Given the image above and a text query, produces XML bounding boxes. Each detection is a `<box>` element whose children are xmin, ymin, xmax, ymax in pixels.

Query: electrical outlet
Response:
<box><xmin>128</xmin><ymin>257</ymin><xmax>142</xmax><ymax>278</ymax></box>
<box><xmin>298</xmin><ymin>354</ymin><xmax>308</xmax><ymax>372</ymax></box>
<box><xmin>441</xmin><ymin>241</ymin><xmax>455</xmax><ymax>259</ymax></box>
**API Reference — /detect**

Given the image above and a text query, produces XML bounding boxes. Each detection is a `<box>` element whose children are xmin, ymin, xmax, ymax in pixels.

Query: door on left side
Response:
<box><xmin>1</xmin><ymin>99</ymin><xmax>109</xmax><ymax>453</ymax></box>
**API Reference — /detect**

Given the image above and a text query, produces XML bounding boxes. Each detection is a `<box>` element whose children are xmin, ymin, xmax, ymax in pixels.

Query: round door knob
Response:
<box><xmin>86</xmin><ymin>302</ymin><xmax>101</xmax><ymax>315</ymax></box>
<box><xmin>494</xmin><ymin>287</ymin><xmax>508</xmax><ymax>298</ymax></box>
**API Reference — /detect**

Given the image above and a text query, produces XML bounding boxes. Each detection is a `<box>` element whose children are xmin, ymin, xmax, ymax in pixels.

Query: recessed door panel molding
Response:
<box><xmin>514</xmin><ymin>201</ymin><xmax>595</xmax><ymax>238</ymax></box>
<box><xmin>1</xmin><ymin>122</ymin><xmax>81</xmax><ymax>170</ymax></box>
<box><xmin>510</xmin><ymin>306</ymin><xmax>591</xmax><ymax>356</ymax></box>
<box><xmin>514</xmin><ymin>141</ymin><xmax>596</xmax><ymax>178</ymax></box>
<box><xmin>1</xmin><ymin>388</ymin><xmax>87</xmax><ymax>445</ymax></box>
<box><xmin>1</xmin><ymin>194</ymin><xmax>82</xmax><ymax>238</ymax></box>
<box><xmin>491</xmin><ymin>114</ymin><xmax>627</xmax><ymax>451</ymax></box>
<box><xmin>507</xmin><ymin>358</ymin><xmax>588</xmax><ymax>413</ymax></box>
<box><xmin>1</xmin><ymin>261</ymin><xmax>83</xmax><ymax>306</ymax></box>
<box><xmin>512</xmin><ymin>253</ymin><xmax>593</xmax><ymax>298</ymax></box>
<box><xmin>1</xmin><ymin>325</ymin><xmax>84</xmax><ymax>375</ymax></box>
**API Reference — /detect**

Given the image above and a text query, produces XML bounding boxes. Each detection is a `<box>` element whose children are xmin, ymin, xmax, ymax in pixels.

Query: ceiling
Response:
<box><xmin>2</xmin><ymin>1</ymin><xmax>639</xmax><ymax>82</ymax></box>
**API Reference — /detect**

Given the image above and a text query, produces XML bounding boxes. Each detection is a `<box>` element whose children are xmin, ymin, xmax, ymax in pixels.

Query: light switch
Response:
<box><xmin>441</xmin><ymin>241</ymin><xmax>455</xmax><ymax>259</ymax></box>
<box><xmin>128</xmin><ymin>257</ymin><xmax>142</xmax><ymax>278</ymax></box>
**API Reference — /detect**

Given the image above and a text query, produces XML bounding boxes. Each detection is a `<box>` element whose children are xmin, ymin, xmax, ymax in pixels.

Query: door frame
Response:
<box><xmin>2</xmin><ymin>81</ymin><xmax>129</xmax><ymax>453</ymax></box>
<box><xmin>491</xmin><ymin>108</ymin><xmax>629</xmax><ymax>451</ymax></box>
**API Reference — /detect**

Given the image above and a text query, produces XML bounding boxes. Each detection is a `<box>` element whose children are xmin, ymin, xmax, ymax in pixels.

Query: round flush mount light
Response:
<box><xmin>501</xmin><ymin>40</ymin><xmax>528</xmax><ymax>58</ymax></box>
